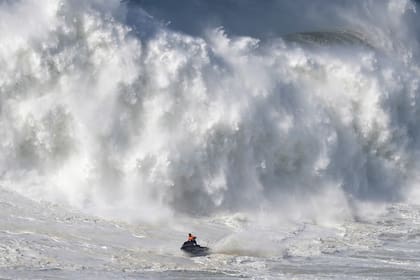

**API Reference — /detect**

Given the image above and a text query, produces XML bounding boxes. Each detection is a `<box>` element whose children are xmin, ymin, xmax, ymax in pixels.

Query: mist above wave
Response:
<box><xmin>0</xmin><ymin>0</ymin><xmax>419</xmax><ymax>224</ymax></box>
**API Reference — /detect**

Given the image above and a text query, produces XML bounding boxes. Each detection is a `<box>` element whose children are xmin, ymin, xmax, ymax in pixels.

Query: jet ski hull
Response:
<box><xmin>180</xmin><ymin>241</ymin><xmax>210</xmax><ymax>256</ymax></box>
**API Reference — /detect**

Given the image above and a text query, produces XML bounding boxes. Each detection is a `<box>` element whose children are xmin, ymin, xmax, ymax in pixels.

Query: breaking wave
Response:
<box><xmin>0</xmin><ymin>0</ymin><xmax>420</xmax><ymax>223</ymax></box>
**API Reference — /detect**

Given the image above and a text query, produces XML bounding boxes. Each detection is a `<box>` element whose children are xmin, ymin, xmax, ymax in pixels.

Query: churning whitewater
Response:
<box><xmin>1</xmin><ymin>0</ymin><xmax>420</xmax><ymax>278</ymax></box>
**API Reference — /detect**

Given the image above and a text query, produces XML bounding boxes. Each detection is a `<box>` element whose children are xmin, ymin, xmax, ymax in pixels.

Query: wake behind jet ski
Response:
<box><xmin>180</xmin><ymin>233</ymin><xmax>210</xmax><ymax>256</ymax></box>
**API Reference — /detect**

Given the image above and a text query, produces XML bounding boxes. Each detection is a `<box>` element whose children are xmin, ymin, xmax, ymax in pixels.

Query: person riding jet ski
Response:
<box><xmin>181</xmin><ymin>233</ymin><xmax>210</xmax><ymax>256</ymax></box>
<box><xmin>187</xmin><ymin>233</ymin><xmax>197</xmax><ymax>245</ymax></box>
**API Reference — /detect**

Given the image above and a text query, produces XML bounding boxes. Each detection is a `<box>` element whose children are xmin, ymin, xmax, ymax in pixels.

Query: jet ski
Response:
<box><xmin>180</xmin><ymin>241</ymin><xmax>210</xmax><ymax>256</ymax></box>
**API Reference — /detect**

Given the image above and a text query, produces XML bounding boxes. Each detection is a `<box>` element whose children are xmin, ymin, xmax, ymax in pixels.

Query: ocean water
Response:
<box><xmin>1</xmin><ymin>0</ymin><xmax>420</xmax><ymax>279</ymax></box>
